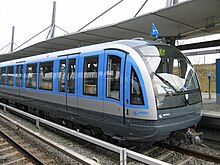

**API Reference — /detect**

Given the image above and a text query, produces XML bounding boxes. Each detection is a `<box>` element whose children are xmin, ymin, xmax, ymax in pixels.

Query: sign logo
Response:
<box><xmin>159</xmin><ymin>48</ymin><xmax>166</xmax><ymax>56</ymax></box>
<box><xmin>159</xmin><ymin>113</ymin><xmax>170</xmax><ymax>119</ymax></box>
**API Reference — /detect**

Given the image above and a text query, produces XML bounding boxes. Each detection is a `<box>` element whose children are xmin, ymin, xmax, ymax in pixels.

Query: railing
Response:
<box><xmin>0</xmin><ymin>102</ymin><xmax>170</xmax><ymax>165</ymax></box>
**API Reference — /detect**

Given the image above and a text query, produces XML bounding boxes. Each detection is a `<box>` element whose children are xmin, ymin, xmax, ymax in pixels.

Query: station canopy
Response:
<box><xmin>0</xmin><ymin>0</ymin><xmax>220</xmax><ymax>62</ymax></box>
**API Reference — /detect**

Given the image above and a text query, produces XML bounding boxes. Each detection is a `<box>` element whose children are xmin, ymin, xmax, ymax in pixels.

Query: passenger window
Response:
<box><xmin>16</xmin><ymin>65</ymin><xmax>23</xmax><ymax>87</ymax></box>
<box><xmin>0</xmin><ymin>67</ymin><xmax>6</xmax><ymax>85</ymax></box>
<box><xmin>58</xmin><ymin>60</ymin><xmax>66</xmax><ymax>92</ymax></box>
<box><xmin>67</xmin><ymin>59</ymin><xmax>76</xmax><ymax>93</ymax></box>
<box><xmin>39</xmin><ymin>61</ymin><xmax>53</xmax><ymax>90</ymax></box>
<box><xmin>130</xmin><ymin>67</ymin><xmax>144</xmax><ymax>105</ymax></box>
<box><xmin>83</xmin><ymin>56</ymin><xmax>98</xmax><ymax>96</ymax></box>
<box><xmin>16</xmin><ymin>66</ymin><xmax>19</xmax><ymax>86</ymax></box>
<box><xmin>26</xmin><ymin>63</ymin><xmax>37</xmax><ymax>88</ymax></box>
<box><xmin>106</xmin><ymin>55</ymin><xmax>121</xmax><ymax>100</ymax></box>
<box><xmin>7</xmin><ymin>66</ymin><xmax>14</xmax><ymax>86</ymax></box>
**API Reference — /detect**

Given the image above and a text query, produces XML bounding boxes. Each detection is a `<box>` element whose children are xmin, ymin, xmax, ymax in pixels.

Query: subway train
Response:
<box><xmin>0</xmin><ymin>39</ymin><xmax>202</xmax><ymax>142</ymax></box>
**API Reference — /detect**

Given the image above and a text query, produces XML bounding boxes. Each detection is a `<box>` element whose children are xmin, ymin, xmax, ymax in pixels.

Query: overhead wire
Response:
<box><xmin>134</xmin><ymin>0</ymin><xmax>148</xmax><ymax>17</ymax></box>
<box><xmin>77</xmin><ymin>0</ymin><xmax>124</xmax><ymax>32</ymax></box>
<box><xmin>13</xmin><ymin>26</ymin><xmax>51</xmax><ymax>51</ymax></box>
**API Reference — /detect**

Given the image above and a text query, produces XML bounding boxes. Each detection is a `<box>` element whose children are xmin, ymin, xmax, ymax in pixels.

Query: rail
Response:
<box><xmin>0</xmin><ymin>102</ymin><xmax>170</xmax><ymax>165</ymax></box>
<box><xmin>0</xmin><ymin>129</ymin><xmax>46</xmax><ymax>165</ymax></box>
<box><xmin>156</xmin><ymin>142</ymin><xmax>220</xmax><ymax>163</ymax></box>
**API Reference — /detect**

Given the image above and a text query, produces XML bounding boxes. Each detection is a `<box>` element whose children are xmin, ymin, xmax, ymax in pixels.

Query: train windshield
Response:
<box><xmin>136</xmin><ymin>44</ymin><xmax>201</xmax><ymax>109</ymax></box>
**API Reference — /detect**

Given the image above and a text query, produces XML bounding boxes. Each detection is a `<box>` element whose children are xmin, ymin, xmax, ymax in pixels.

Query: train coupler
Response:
<box><xmin>185</xmin><ymin>128</ymin><xmax>203</xmax><ymax>145</ymax></box>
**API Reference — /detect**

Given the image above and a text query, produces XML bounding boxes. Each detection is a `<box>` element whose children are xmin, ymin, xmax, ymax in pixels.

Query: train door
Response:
<box><xmin>124</xmin><ymin>59</ymin><xmax>149</xmax><ymax>121</ymax></box>
<box><xmin>103</xmin><ymin>50</ymin><xmax>126</xmax><ymax>125</ymax></box>
<box><xmin>78</xmin><ymin>51</ymin><xmax>104</xmax><ymax>120</ymax></box>
<box><xmin>58</xmin><ymin>55</ymin><xmax>78</xmax><ymax>115</ymax></box>
<box><xmin>66</xmin><ymin>55</ymin><xmax>78</xmax><ymax>115</ymax></box>
<box><xmin>15</xmin><ymin>64</ymin><xmax>24</xmax><ymax>96</ymax></box>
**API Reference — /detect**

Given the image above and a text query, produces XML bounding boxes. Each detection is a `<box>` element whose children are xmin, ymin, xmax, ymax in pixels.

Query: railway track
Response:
<box><xmin>134</xmin><ymin>141</ymin><xmax>220</xmax><ymax>164</ymax></box>
<box><xmin>0</xmin><ymin>113</ymin><xmax>99</xmax><ymax>165</ymax></box>
<box><xmin>155</xmin><ymin>142</ymin><xmax>220</xmax><ymax>164</ymax></box>
<box><xmin>0</xmin><ymin>124</ymin><xmax>45</xmax><ymax>165</ymax></box>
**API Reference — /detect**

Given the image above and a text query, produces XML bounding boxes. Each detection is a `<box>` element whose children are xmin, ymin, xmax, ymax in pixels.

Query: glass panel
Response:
<box><xmin>26</xmin><ymin>63</ymin><xmax>37</xmax><ymax>88</ymax></box>
<box><xmin>16</xmin><ymin>65</ymin><xmax>23</xmax><ymax>87</ymax></box>
<box><xmin>106</xmin><ymin>55</ymin><xmax>121</xmax><ymax>100</ymax></box>
<box><xmin>7</xmin><ymin>66</ymin><xmax>14</xmax><ymax>86</ymax></box>
<box><xmin>58</xmin><ymin>60</ymin><xmax>66</xmax><ymax>92</ymax></box>
<box><xmin>39</xmin><ymin>61</ymin><xmax>53</xmax><ymax>90</ymax></box>
<box><xmin>137</xmin><ymin>45</ymin><xmax>200</xmax><ymax>94</ymax></box>
<box><xmin>130</xmin><ymin>67</ymin><xmax>144</xmax><ymax>105</ymax></box>
<box><xmin>0</xmin><ymin>67</ymin><xmax>6</xmax><ymax>85</ymax></box>
<box><xmin>136</xmin><ymin>44</ymin><xmax>201</xmax><ymax>109</ymax></box>
<box><xmin>67</xmin><ymin>59</ymin><xmax>76</xmax><ymax>94</ymax></box>
<box><xmin>16</xmin><ymin>66</ymin><xmax>19</xmax><ymax>86</ymax></box>
<box><xmin>83</xmin><ymin>56</ymin><xmax>98</xmax><ymax>96</ymax></box>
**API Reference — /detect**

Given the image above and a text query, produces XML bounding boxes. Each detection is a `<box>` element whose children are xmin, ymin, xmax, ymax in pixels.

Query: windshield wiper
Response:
<box><xmin>153</xmin><ymin>72</ymin><xmax>189</xmax><ymax>105</ymax></box>
<box><xmin>153</xmin><ymin>72</ymin><xmax>177</xmax><ymax>92</ymax></box>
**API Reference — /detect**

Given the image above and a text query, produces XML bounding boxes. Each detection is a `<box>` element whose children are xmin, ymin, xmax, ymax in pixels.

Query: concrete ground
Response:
<box><xmin>202</xmin><ymin>93</ymin><xmax>220</xmax><ymax>118</ymax></box>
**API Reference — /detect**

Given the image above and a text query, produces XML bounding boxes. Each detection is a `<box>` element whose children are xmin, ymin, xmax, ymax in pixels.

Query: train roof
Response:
<box><xmin>111</xmin><ymin>38</ymin><xmax>167</xmax><ymax>48</ymax></box>
<box><xmin>0</xmin><ymin>39</ymin><xmax>172</xmax><ymax>66</ymax></box>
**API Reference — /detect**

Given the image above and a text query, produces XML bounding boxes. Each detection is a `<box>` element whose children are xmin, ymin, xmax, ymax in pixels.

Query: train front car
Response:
<box><xmin>130</xmin><ymin>41</ymin><xmax>202</xmax><ymax>142</ymax></box>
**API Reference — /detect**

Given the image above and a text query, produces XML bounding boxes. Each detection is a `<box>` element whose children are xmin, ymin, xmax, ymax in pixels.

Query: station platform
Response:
<box><xmin>202</xmin><ymin>93</ymin><xmax>220</xmax><ymax>119</ymax></box>
<box><xmin>200</xmin><ymin>93</ymin><xmax>220</xmax><ymax>141</ymax></box>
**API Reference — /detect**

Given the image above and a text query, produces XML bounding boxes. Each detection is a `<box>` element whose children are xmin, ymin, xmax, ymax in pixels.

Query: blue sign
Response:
<box><xmin>150</xmin><ymin>23</ymin><xmax>159</xmax><ymax>39</ymax></box>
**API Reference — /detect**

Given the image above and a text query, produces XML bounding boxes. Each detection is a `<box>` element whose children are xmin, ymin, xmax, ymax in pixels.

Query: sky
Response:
<box><xmin>0</xmin><ymin>0</ymin><xmax>167</xmax><ymax>51</ymax></box>
<box><xmin>0</xmin><ymin>0</ymin><xmax>219</xmax><ymax>64</ymax></box>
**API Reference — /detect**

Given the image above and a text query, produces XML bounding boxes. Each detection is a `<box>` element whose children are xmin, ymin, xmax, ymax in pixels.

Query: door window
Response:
<box><xmin>83</xmin><ymin>56</ymin><xmax>98</xmax><ymax>96</ymax></box>
<box><xmin>67</xmin><ymin>59</ymin><xmax>76</xmax><ymax>94</ymax></box>
<box><xmin>16</xmin><ymin>65</ymin><xmax>23</xmax><ymax>87</ymax></box>
<box><xmin>106</xmin><ymin>55</ymin><xmax>121</xmax><ymax>100</ymax></box>
<box><xmin>7</xmin><ymin>66</ymin><xmax>14</xmax><ymax>86</ymax></box>
<box><xmin>58</xmin><ymin>60</ymin><xmax>66</xmax><ymax>92</ymax></box>
<box><xmin>0</xmin><ymin>67</ymin><xmax>6</xmax><ymax>85</ymax></box>
<box><xmin>39</xmin><ymin>61</ymin><xmax>53</xmax><ymax>90</ymax></box>
<box><xmin>130</xmin><ymin>67</ymin><xmax>144</xmax><ymax>105</ymax></box>
<box><xmin>26</xmin><ymin>63</ymin><xmax>37</xmax><ymax>88</ymax></box>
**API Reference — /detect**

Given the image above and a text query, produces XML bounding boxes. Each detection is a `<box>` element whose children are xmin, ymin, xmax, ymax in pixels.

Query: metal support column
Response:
<box><xmin>36</xmin><ymin>119</ymin><xmax>40</xmax><ymax>129</ymax></box>
<box><xmin>3</xmin><ymin>106</ymin><xmax>6</xmax><ymax>113</ymax></box>
<box><xmin>166</xmin><ymin>0</ymin><xmax>179</xmax><ymax>6</ymax></box>
<box><xmin>208</xmin><ymin>72</ymin><xmax>213</xmax><ymax>99</ymax></box>
<box><xmin>163</xmin><ymin>37</ymin><xmax>176</xmax><ymax>46</ymax></box>
<box><xmin>10</xmin><ymin>26</ymin><xmax>15</xmax><ymax>52</ymax></box>
<box><xmin>48</xmin><ymin>1</ymin><xmax>56</xmax><ymax>39</ymax></box>
<box><xmin>170</xmin><ymin>37</ymin><xmax>176</xmax><ymax>46</ymax></box>
<box><xmin>120</xmin><ymin>148</ymin><xmax>127</xmax><ymax>165</ymax></box>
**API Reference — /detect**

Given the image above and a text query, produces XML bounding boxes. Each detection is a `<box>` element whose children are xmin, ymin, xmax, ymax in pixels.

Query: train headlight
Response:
<box><xmin>156</xmin><ymin>96</ymin><xmax>165</xmax><ymax>109</ymax></box>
